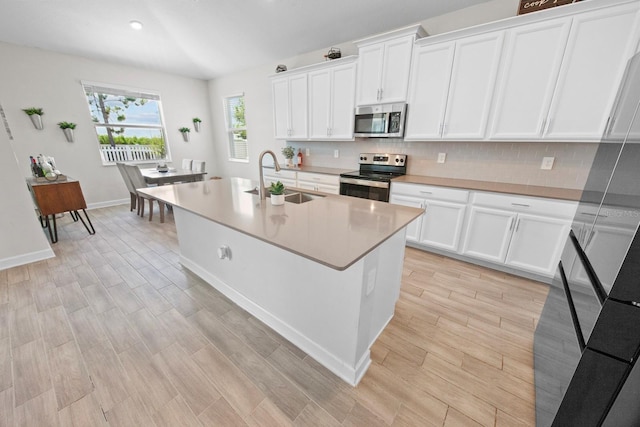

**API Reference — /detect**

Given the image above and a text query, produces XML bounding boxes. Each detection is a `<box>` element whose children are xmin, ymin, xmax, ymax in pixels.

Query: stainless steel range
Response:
<box><xmin>339</xmin><ymin>153</ymin><xmax>407</xmax><ymax>202</ymax></box>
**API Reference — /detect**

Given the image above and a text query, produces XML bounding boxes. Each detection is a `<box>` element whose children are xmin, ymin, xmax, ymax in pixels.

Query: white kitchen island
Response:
<box><xmin>139</xmin><ymin>177</ymin><xmax>422</xmax><ymax>385</ymax></box>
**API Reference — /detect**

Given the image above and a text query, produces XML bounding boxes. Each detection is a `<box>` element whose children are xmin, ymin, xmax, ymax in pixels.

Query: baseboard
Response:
<box><xmin>0</xmin><ymin>248</ymin><xmax>55</xmax><ymax>271</ymax></box>
<box><xmin>87</xmin><ymin>198</ymin><xmax>129</xmax><ymax>210</ymax></box>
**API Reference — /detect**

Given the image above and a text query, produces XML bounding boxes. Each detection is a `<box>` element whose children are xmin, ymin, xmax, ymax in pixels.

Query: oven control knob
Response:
<box><xmin>361</xmin><ymin>156</ymin><xmax>367</xmax><ymax>161</ymax></box>
<box><xmin>395</xmin><ymin>158</ymin><xmax>399</xmax><ymax>163</ymax></box>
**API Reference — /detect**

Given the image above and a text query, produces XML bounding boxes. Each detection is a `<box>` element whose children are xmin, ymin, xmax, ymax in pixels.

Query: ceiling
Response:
<box><xmin>0</xmin><ymin>0</ymin><xmax>496</xmax><ymax>80</ymax></box>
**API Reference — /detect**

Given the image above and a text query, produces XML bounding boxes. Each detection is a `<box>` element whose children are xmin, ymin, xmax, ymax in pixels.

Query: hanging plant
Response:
<box><xmin>58</xmin><ymin>122</ymin><xmax>76</xmax><ymax>142</ymax></box>
<box><xmin>179</xmin><ymin>127</ymin><xmax>191</xmax><ymax>142</ymax></box>
<box><xmin>192</xmin><ymin>117</ymin><xmax>202</xmax><ymax>132</ymax></box>
<box><xmin>23</xmin><ymin>107</ymin><xmax>44</xmax><ymax>130</ymax></box>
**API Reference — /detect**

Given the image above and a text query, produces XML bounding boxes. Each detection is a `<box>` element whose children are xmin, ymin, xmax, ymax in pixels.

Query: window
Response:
<box><xmin>224</xmin><ymin>94</ymin><xmax>248</xmax><ymax>161</ymax></box>
<box><xmin>82</xmin><ymin>82</ymin><xmax>168</xmax><ymax>165</ymax></box>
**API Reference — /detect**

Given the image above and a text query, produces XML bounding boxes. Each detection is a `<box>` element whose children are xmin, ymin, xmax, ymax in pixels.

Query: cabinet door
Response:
<box><xmin>328</xmin><ymin>63</ymin><xmax>356</xmax><ymax>139</ymax></box>
<box><xmin>404</xmin><ymin>42</ymin><xmax>455</xmax><ymax>140</ymax></box>
<box><xmin>489</xmin><ymin>18</ymin><xmax>571</xmax><ymax>139</ymax></box>
<box><xmin>419</xmin><ymin>200</ymin><xmax>466</xmax><ymax>252</ymax></box>
<box><xmin>272</xmin><ymin>77</ymin><xmax>290</xmax><ymax>139</ymax></box>
<box><xmin>505</xmin><ymin>213</ymin><xmax>570</xmax><ymax>276</ymax></box>
<box><xmin>379</xmin><ymin>36</ymin><xmax>415</xmax><ymax>103</ymax></box>
<box><xmin>461</xmin><ymin>206</ymin><xmax>515</xmax><ymax>263</ymax></box>
<box><xmin>308</xmin><ymin>69</ymin><xmax>331</xmax><ymax>139</ymax></box>
<box><xmin>356</xmin><ymin>43</ymin><xmax>385</xmax><ymax>105</ymax></box>
<box><xmin>545</xmin><ymin>3</ymin><xmax>640</xmax><ymax>140</ymax></box>
<box><xmin>389</xmin><ymin>195</ymin><xmax>424</xmax><ymax>242</ymax></box>
<box><xmin>443</xmin><ymin>32</ymin><xmax>504</xmax><ymax>139</ymax></box>
<box><xmin>288</xmin><ymin>74</ymin><xmax>308</xmax><ymax>139</ymax></box>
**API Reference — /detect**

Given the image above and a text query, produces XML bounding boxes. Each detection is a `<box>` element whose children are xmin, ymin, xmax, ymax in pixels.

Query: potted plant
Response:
<box><xmin>179</xmin><ymin>127</ymin><xmax>191</xmax><ymax>142</ymax></box>
<box><xmin>281</xmin><ymin>146</ymin><xmax>295</xmax><ymax>167</ymax></box>
<box><xmin>268</xmin><ymin>181</ymin><xmax>286</xmax><ymax>205</ymax></box>
<box><xmin>57</xmin><ymin>121</ymin><xmax>76</xmax><ymax>142</ymax></box>
<box><xmin>192</xmin><ymin>117</ymin><xmax>202</xmax><ymax>132</ymax></box>
<box><xmin>23</xmin><ymin>107</ymin><xmax>44</xmax><ymax>130</ymax></box>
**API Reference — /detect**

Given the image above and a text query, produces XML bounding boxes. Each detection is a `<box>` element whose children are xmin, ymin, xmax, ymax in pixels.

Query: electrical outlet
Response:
<box><xmin>437</xmin><ymin>153</ymin><xmax>447</xmax><ymax>164</ymax></box>
<box><xmin>334</xmin><ymin>149</ymin><xmax>339</xmax><ymax>158</ymax></box>
<box><xmin>306</xmin><ymin>148</ymin><xmax>310</xmax><ymax>156</ymax></box>
<box><xmin>541</xmin><ymin>157</ymin><xmax>555</xmax><ymax>170</ymax></box>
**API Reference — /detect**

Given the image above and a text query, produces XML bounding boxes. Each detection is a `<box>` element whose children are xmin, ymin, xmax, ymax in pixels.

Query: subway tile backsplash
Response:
<box><xmin>296</xmin><ymin>140</ymin><xmax>598</xmax><ymax>190</ymax></box>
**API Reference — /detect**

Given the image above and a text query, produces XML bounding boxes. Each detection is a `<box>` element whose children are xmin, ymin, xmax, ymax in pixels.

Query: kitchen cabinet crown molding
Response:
<box><xmin>268</xmin><ymin>55</ymin><xmax>357</xmax><ymax>79</ymax></box>
<box><xmin>354</xmin><ymin>23</ymin><xmax>427</xmax><ymax>47</ymax></box>
<box><xmin>415</xmin><ymin>0</ymin><xmax>636</xmax><ymax>47</ymax></box>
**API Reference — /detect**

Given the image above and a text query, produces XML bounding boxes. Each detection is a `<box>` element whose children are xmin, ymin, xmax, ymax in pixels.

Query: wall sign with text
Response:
<box><xmin>518</xmin><ymin>0</ymin><xmax>581</xmax><ymax>15</ymax></box>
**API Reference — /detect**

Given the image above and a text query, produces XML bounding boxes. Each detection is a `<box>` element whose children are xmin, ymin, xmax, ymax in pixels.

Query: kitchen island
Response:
<box><xmin>139</xmin><ymin>177</ymin><xmax>422</xmax><ymax>385</ymax></box>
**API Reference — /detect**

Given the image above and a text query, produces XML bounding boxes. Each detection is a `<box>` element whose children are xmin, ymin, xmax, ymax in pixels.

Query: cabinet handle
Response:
<box><xmin>419</xmin><ymin>191</ymin><xmax>433</xmax><ymax>194</ymax></box>
<box><xmin>511</xmin><ymin>203</ymin><xmax>530</xmax><ymax>208</ymax></box>
<box><xmin>379</xmin><ymin>88</ymin><xmax>383</xmax><ymax>100</ymax></box>
<box><xmin>509</xmin><ymin>218</ymin><xmax>514</xmax><ymax>231</ymax></box>
<box><xmin>515</xmin><ymin>218</ymin><xmax>521</xmax><ymax>232</ymax></box>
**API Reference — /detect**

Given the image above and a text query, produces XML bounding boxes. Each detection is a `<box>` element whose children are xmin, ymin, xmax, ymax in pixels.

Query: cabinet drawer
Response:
<box><xmin>471</xmin><ymin>191</ymin><xmax>577</xmax><ymax>218</ymax></box>
<box><xmin>297</xmin><ymin>171</ymin><xmax>339</xmax><ymax>186</ymax></box>
<box><xmin>263</xmin><ymin>168</ymin><xmax>297</xmax><ymax>180</ymax></box>
<box><xmin>391</xmin><ymin>182</ymin><xmax>469</xmax><ymax>203</ymax></box>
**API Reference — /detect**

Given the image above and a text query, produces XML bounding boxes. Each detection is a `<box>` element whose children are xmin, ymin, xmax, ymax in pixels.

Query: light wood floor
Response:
<box><xmin>0</xmin><ymin>204</ymin><xmax>549</xmax><ymax>426</ymax></box>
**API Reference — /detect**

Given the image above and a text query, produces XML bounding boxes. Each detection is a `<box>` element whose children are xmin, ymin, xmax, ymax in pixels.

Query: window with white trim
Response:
<box><xmin>82</xmin><ymin>82</ymin><xmax>169</xmax><ymax>165</ymax></box>
<box><xmin>223</xmin><ymin>94</ymin><xmax>248</xmax><ymax>161</ymax></box>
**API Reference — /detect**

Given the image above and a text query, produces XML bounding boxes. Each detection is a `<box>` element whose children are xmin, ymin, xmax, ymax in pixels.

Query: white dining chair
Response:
<box><xmin>116</xmin><ymin>162</ymin><xmax>137</xmax><ymax>212</ymax></box>
<box><xmin>192</xmin><ymin>160</ymin><xmax>205</xmax><ymax>173</ymax></box>
<box><xmin>123</xmin><ymin>164</ymin><xmax>165</xmax><ymax>223</ymax></box>
<box><xmin>182</xmin><ymin>159</ymin><xmax>192</xmax><ymax>170</ymax></box>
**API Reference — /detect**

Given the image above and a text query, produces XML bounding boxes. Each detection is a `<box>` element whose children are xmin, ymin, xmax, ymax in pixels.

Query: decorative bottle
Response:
<box><xmin>297</xmin><ymin>148</ymin><xmax>303</xmax><ymax>167</ymax></box>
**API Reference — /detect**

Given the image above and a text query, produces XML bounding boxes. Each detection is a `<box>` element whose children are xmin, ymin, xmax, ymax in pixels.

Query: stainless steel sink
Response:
<box><xmin>244</xmin><ymin>188</ymin><xmax>324</xmax><ymax>204</ymax></box>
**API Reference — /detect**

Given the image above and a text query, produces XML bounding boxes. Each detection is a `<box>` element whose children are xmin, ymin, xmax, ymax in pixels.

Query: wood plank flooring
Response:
<box><xmin>0</xmin><ymin>204</ymin><xmax>549</xmax><ymax>426</ymax></box>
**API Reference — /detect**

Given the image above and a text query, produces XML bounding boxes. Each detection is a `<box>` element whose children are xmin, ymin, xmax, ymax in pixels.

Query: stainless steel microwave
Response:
<box><xmin>353</xmin><ymin>103</ymin><xmax>407</xmax><ymax>138</ymax></box>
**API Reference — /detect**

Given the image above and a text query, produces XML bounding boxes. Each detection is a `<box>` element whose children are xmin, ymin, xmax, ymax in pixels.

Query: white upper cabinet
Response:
<box><xmin>489</xmin><ymin>18</ymin><xmax>572</xmax><ymax>139</ymax></box>
<box><xmin>442</xmin><ymin>32</ymin><xmax>504</xmax><ymax>139</ymax></box>
<box><xmin>405</xmin><ymin>31</ymin><xmax>503</xmax><ymax>140</ymax></box>
<box><xmin>272</xmin><ymin>73</ymin><xmax>308</xmax><ymax>140</ymax></box>
<box><xmin>544</xmin><ymin>2</ymin><xmax>640</xmax><ymax>140</ymax></box>
<box><xmin>404</xmin><ymin>42</ymin><xmax>455</xmax><ymax>139</ymax></box>
<box><xmin>355</xmin><ymin>25</ymin><xmax>426</xmax><ymax>106</ymax></box>
<box><xmin>308</xmin><ymin>59</ymin><xmax>356</xmax><ymax>140</ymax></box>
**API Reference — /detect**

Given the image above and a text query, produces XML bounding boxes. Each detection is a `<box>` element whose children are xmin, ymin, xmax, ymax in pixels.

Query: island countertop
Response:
<box><xmin>139</xmin><ymin>177</ymin><xmax>423</xmax><ymax>270</ymax></box>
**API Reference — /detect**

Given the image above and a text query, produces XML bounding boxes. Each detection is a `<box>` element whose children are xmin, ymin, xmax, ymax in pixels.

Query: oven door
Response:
<box><xmin>339</xmin><ymin>178</ymin><xmax>390</xmax><ymax>202</ymax></box>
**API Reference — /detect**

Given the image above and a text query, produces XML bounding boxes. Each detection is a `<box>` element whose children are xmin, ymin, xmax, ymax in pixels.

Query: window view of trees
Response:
<box><xmin>226</xmin><ymin>94</ymin><xmax>248</xmax><ymax>161</ymax></box>
<box><xmin>83</xmin><ymin>83</ymin><xmax>168</xmax><ymax>164</ymax></box>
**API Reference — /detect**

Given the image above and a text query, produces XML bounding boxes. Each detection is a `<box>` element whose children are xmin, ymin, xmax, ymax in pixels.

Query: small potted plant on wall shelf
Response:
<box><xmin>23</xmin><ymin>107</ymin><xmax>44</xmax><ymax>130</ymax></box>
<box><xmin>192</xmin><ymin>117</ymin><xmax>202</xmax><ymax>132</ymax></box>
<box><xmin>269</xmin><ymin>181</ymin><xmax>286</xmax><ymax>206</ymax></box>
<box><xmin>57</xmin><ymin>121</ymin><xmax>76</xmax><ymax>142</ymax></box>
<box><xmin>281</xmin><ymin>146</ymin><xmax>295</xmax><ymax>167</ymax></box>
<box><xmin>179</xmin><ymin>127</ymin><xmax>191</xmax><ymax>142</ymax></box>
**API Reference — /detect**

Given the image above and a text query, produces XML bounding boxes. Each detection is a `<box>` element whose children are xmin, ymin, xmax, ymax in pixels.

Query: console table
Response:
<box><xmin>27</xmin><ymin>178</ymin><xmax>95</xmax><ymax>243</ymax></box>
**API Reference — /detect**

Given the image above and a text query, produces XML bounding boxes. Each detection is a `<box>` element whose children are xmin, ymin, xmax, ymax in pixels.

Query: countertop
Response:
<box><xmin>138</xmin><ymin>177</ymin><xmax>423</xmax><ymax>270</ymax></box>
<box><xmin>394</xmin><ymin>175</ymin><xmax>583</xmax><ymax>201</ymax></box>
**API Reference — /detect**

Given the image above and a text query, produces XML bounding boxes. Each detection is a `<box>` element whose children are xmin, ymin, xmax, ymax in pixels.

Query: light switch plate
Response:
<box><xmin>334</xmin><ymin>149</ymin><xmax>339</xmax><ymax>158</ymax></box>
<box><xmin>541</xmin><ymin>157</ymin><xmax>555</xmax><ymax>170</ymax></box>
<box><xmin>437</xmin><ymin>153</ymin><xmax>446</xmax><ymax>164</ymax></box>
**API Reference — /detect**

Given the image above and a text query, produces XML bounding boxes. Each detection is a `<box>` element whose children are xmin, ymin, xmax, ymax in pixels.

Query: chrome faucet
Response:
<box><xmin>258</xmin><ymin>150</ymin><xmax>281</xmax><ymax>201</ymax></box>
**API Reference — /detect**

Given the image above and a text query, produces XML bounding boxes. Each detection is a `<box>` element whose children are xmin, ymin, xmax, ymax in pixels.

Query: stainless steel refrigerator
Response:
<box><xmin>534</xmin><ymin>51</ymin><xmax>640</xmax><ymax>426</ymax></box>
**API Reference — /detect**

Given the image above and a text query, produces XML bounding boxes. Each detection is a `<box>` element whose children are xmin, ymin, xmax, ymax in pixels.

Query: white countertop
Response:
<box><xmin>139</xmin><ymin>177</ymin><xmax>423</xmax><ymax>270</ymax></box>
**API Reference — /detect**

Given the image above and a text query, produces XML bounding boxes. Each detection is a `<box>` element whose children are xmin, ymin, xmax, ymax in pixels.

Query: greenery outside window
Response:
<box><xmin>82</xmin><ymin>82</ymin><xmax>169</xmax><ymax>165</ymax></box>
<box><xmin>224</xmin><ymin>94</ymin><xmax>248</xmax><ymax>161</ymax></box>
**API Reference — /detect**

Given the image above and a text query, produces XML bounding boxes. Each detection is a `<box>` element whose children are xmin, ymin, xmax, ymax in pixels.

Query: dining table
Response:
<box><xmin>140</xmin><ymin>168</ymin><xmax>207</xmax><ymax>185</ymax></box>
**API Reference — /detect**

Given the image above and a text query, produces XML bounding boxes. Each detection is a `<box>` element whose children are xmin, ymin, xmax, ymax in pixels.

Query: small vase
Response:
<box><xmin>30</xmin><ymin>114</ymin><xmax>43</xmax><ymax>130</ymax></box>
<box><xmin>194</xmin><ymin>122</ymin><xmax>201</xmax><ymax>132</ymax></box>
<box><xmin>286</xmin><ymin>158</ymin><xmax>293</xmax><ymax>168</ymax></box>
<box><xmin>270</xmin><ymin>194</ymin><xmax>285</xmax><ymax>206</ymax></box>
<box><xmin>157</xmin><ymin>163</ymin><xmax>169</xmax><ymax>172</ymax></box>
<box><xmin>62</xmin><ymin>128</ymin><xmax>74</xmax><ymax>142</ymax></box>
<box><xmin>182</xmin><ymin>132</ymin><xmax>190</xmax><ymax>142</ymax></box>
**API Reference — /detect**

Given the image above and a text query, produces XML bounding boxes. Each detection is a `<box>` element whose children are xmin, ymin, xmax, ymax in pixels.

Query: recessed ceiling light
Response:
<box><xmin>129</xmin><ymin>20</ymin><xmax>143</xmax><ymax>30</ymax></box>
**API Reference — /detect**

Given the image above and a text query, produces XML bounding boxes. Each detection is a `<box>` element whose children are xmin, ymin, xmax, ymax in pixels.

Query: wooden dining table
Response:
<box><xmin>140</xmin><ymin>168</ymin><xmax>207</xmax><ymax>185</ymax></box>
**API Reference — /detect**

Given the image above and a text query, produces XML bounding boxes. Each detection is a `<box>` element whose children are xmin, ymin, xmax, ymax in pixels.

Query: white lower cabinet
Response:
<box><xmin>263</xmin><ymin>169</ymin><xmax>297</xmax><ymax>189</ymax></box>
<box><xmin>296</xmin><ymin>171</ymin><xmax>340</xmax><ymax>194</ymax></box>
<box><xmin>390</xmin><ymin>183</ymin><xmax>468</xmax><ymax>252</ymax></box>
<box><xmin>461</xmin><ymin>192</ymin><xmax>576</xmax><ymax>277</ymax></box>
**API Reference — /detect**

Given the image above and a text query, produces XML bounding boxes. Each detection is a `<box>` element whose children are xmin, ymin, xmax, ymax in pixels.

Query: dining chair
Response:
<box><xmin>192</xmin><ymin>160</ymin><xmax>206</xmax><ymax>181</ymax></box>
<box><xmin>123</xmin><ymin>164</ymin><xmax>165</xmax><ymax>223</ymax></box>
<box><xmin>116</xmin><ymin>162</ymin><xmax>137</xmax><ymax>211</ymax></box>
<box><xmin>182</xmin><ymin>159</ymin><xmax>193</xmax><ymax>170</ymax></box>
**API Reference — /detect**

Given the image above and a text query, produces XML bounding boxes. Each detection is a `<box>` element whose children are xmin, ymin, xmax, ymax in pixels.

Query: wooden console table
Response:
<box><xmin>27</xmin><ymin>178</ymin><xmax>95</xmax><ymax>243</ymax></box>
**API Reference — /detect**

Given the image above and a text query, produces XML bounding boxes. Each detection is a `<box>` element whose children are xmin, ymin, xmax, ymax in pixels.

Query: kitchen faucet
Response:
<box><xmin>258</xmin><ymin>150</ymin><xmax>281</xmax><ymax>201</ymax></box>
